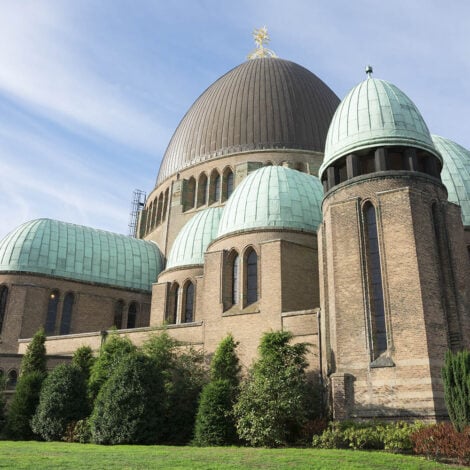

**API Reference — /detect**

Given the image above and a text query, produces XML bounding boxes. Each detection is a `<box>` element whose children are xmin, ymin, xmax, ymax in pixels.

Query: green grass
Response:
<box><xmin>0</xmin><ymin>442</ymin><xmax>464</xmax><ymax>469</ymax></box>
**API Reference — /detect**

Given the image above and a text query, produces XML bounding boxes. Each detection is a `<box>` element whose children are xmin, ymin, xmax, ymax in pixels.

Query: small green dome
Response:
<box><xmin>319</xmin><ymin>78</ymin><xmax>440</xmax><ymax>179</ymax></box>
<box><xmin>166</xmin><ymin>208</ymin><xmax>223</xmax><ymax>269</ymax></box>
<box><xmin>217</xmin><ymin>166</ymin><xmax>323</xmax><ymax>237</ymax></box>
<box><xmin>432</xmin><ymin>135</ymin><xmax>470</xmax><ymax>226</ymax></box>
<box><xmin>0</xmin><ymin>219</ymin><xmax>163</xmax><ymax>291</ymax></box>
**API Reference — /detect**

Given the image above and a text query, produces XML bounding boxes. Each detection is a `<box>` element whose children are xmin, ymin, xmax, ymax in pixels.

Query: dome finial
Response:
<box><xmin>248</xmin><ymin>26</ymin><xmax>277</xmax><ymax>59</ymax></box>
<box><xmin>365</xmin><ymin>65</ymin><xmax>373</xmax><ymax>79</ymax></box>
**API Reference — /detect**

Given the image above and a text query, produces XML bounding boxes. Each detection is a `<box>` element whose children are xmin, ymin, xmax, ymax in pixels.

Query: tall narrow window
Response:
<box><xmin>232</xmin><ymin>254</ymin><xmax>240</xmax><ymax>306</ymax></box>
<box><xmin>186</xmin><ymin>177</ymin><xmax>196</xmax><ymax>211</ymax></box>
<box><xmin>223</xmin><ymin>168</ymin><xmax>234</xmax><ymax>201</ymax></box>
<box><xmin>197</xmin><ymin>174</ymin><xmax>208</xmax><ymax>207</ymax></box>
<box><xmin>127</xmin><ymin>302</ymin><xmax>137</xmax><ymax>328</ymax></box>
<box><xmin>364</xmin><ymin>203</ymin><xmax>387</xmax><ymax>358</ymax></box>
<box><xmin>114</xmin><ymin>300</ymin><xmax>124</xmax><ymax>328</ymax></box>
<box><xmin>183</xmin><ymin>282</ymin><xmax>195</xmax><ymax>323</ymax></box>
<box><xmin>167</xmin><ymin>283</ymin><xmax>179</xmax><ymax>324</ymax></box>
<box><xmin>213</xmin><ymin>173</ymin><xmax>221</xmax><ymax>203</ymax></box>
<box><xmin>45</xmin><ymin>290</ymin><xmax>60</xmax><ymax>335</ymax></box>
<box><xmin>0</xmin><ymin>285</ymin><xmax>8</xmax><ymax>334</ymax></box>
<box><xmin>246</xmin><ymin>249</ymin><xmax>258</xmax><ymax>305</ymax></box>
<box><xmin>156</xmin><ymin>193</ymin><xmax>164</xmax><ymax>226</ymax></box>
<box><xmin>163</xmin><ymin>188</ymin><xmax>169</xmax><ymax>220</ymax></box>
<box><xmin>7</xmin><ymin>369</ymin><xmax>17</xmax><ymax>389</ymax></box>
<box><xmin>60</xmin><ymin>292</ymin><xmax>74</xmax><ymax>335</ymax></box>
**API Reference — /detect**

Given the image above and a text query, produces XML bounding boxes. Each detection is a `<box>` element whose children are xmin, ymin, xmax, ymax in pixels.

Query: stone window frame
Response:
<box><xmin>182</xmin><ymin>279</ymin><xmax>196</xmax><ymax>323</ymax></box>
<box><xmin>45</xmin><ymin>289</ymin><xmax>61</xmax><ymax>335</ymax></box>
<box><xmin>209</xmin><ymin>169</ymin><xmax>221</xmax><ymax>205</ymax></box>
<box><xmin>243</xmin><ymin>245</ymin><xmax>259</xmax><ymax>307</ymax></box>
<box><xmin>114</xmin><ymin>299</ymin><xmax>125</xmax><ymax>329</ymax></box>
<box><xmin>222</xmin><ymin>166</ymin><xmax>234</xmax><ymax>202</ymax></box>
<box><xmin>166</xmin><ymin>282</ymin><xmax>179</xmax><ymax>324</ymax></box>
<box><xmin>59</xmin><ymin>291</ymin><xmax>75</xmax><ymax>335</ymax></box>
<box><xmin>6</xmin><ymin>368</ymin><xmax>18</xmax><ymax>389</ymax></box>
<box><xmin>127</xmin><ymin>301</ymin><xmax>139</xmax><ymax>329</ymax></box>
<box><xmin>197</xmin><ymin>173</ymin><xmax>208</xmax><ymax>207</ymax></box>
<box><xmin>0</xmin><ymin>284</ymin><xmax>9</xmax><ymax>335</ymax></box>
<box><xmin>360</xmin><ymin>199</ymin><xmax>393</xmax><ymax>366</ymax></box>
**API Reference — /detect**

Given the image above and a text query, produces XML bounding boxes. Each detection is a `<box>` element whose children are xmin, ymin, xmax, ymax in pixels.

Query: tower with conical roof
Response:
<box><xmin>318</xmin><ymin>71</ymin><xmax>470</xmax><ymax>420</ymax></box>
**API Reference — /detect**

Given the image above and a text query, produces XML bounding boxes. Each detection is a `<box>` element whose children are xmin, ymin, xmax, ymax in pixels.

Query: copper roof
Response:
<box><xmin>156</xmin><ymin>58</ymin><xmax>339</xmax><ymax>185</ymax></box>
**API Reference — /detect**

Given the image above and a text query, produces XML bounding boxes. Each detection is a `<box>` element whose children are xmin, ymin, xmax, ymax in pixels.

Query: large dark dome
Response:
<box><xmin>156</xmin><ymin>58</ymin><xmax>340</xmax><ymax>185</ymax></box>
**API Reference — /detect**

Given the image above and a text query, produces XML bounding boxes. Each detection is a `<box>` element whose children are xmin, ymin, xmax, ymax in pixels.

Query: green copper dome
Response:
<box><xmin>0</xmin><ymin>219</ymin><xmax>163</xmax><ymax>291</ymax></box>
<box><xmin>433</xmin><ymin>135</ymin><xmax>470</xmax><ymax>226</ymax></box>
<box><xmin>319</xmin><ymin>78</ymin><xmax>440</xmax><ymax>179</ymax></box>
<box><xmin>166</xmin><ymin>207</ymin><xmax>223</xmax><ymax>269</ymax></box>
<box><xmin>217</xmin><ymin>166</ymin><xmax>323</xmax><ymax>237</ymax></box>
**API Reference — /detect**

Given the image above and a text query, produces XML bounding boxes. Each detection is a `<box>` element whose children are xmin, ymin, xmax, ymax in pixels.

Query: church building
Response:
<box><xmin>1</xmin><ymin>32</ymin><xmax>469</xmax><ymax>420</ymax></box>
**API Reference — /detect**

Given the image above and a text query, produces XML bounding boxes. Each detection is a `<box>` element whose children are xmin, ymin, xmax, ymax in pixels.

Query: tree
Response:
<box><xmin>4</xmin><ymin>371</ymin><xmax>45</xmax><ymax>440</ymax></box>
<box><xmin>233</xmin><ymin>331</ymin><xmax>312</xmax><ymax>447</ymax></box>
<box><xmin>88</xmin><ymin>333</ymin><xmax>136</xmax><ymax>401</ymax></box>
<box><xmin>210</xmin><ymin>334</ymin><xmax>241</xmax><ymax>385</ymax></box>
<box><xmin>31</xmin><ymin>364</ymin><xmax>89</xmax><ymax>441</ymax></box>
<box><xmin>442</xmin><ymin>349</ymin><xmax>470</xmax><ymax>432</ymax></box>
<box><xmin>4</xmin><ymin>329</ymin><xmax>48</xmax><ymax>440</ymax></box>
<box><xmin>72</xmin><ymin>346</ymin><xmax>95</xmax><ymax>381</ymax></box>
<box><xmin>193</xmin><ymin>334</ymin><xmax>240</xmax><ymax>446</ymax></box>
<box><xmin>143</xmin><ymin>331</ymin><xmax>207</xmax><ymax>444</ymax></box>
<box><xmin>90</xmin><ymin>353</ymin><xmax>164</xmax><ymax>444</ymax></box>
<box><xmin>21</xmin><ymin>328</ymin><xmax>47</xmax><ymax>376</ymax></box>
<box><xmin>0</xmin><ymin>373</ymin><xmax>6</xmax><ymax>436</ymax></box>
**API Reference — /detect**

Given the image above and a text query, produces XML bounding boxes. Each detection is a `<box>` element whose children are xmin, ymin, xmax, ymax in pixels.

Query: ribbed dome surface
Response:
<box><xmin>157</xmin><ymin>58</ymin><xmax>340</xmax><ymax>185</ymax></box>
<box><xmin>319</xmin><ymin>78</ymin><xmax>440</xmax><ymax>179</ymax></box>
<box><xmin>217</xmin><ymin>166</ymin><xmax>323</xmax><ymax>237</ymax></box>
<box><xmin>433</xmin><ymin>135</ymin><xmax>470</xmax><ymax>226</ymax></box>
<box><xmin>166</xmin><ymin>207</ymin><xmax>222</xmax><ymax>269</ymax></box>
<box><xmin>0</xmin><ymin>219</ymin><xmax>163</xmax><ymax>291</ymax></box>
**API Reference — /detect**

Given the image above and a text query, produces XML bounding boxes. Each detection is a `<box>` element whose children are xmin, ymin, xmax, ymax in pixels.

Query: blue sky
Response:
<box><xmin>0</xmin><ymin>0</ymin><xmax>468</xmax><ymax>240</ymax></box>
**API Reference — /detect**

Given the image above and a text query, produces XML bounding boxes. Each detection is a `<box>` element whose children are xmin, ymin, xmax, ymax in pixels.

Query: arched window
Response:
<box><xmin>163</xmin><ymin>188</ymin><xmax>169</xmax><ymax>221</ymax></box>
<box><xmin>127</xmin><ymin>302</ymin><xmax>138</xmax><ymax>329</ymax></box>
<box><xmin>166</xmin><ymin>283</ymin><xmax>179</xmax><ymax>324</ymax></box>
<box><xmin>232</xmin><ymin>254</ymin><xmax>240</xmax><ymax>306</ymax></box>
<box><xmin>156</xmin><ymin>193</ymin><xmax>164</xmax><ymax>226</ymax></box>
<box><xmin>59</xmin><ymin>292</ymin><xmax>74</xmax><ymax>335</ymax></box>
<box><xmin>0</xmin><ymin>285</ymin><xmax>8</xmax><ymax>334</ymax></box>
<box><xmin>114</xmin><ymin>300</ymin><xmax>124</xmax><ymax>328</ymax></box>
<box><xmin>364</xmin><ymin>203</ymin><xmax>387</xmax><ymax>358</ymax></box>
<box><xmin>185</xmin><ymin>177</ymin><xmax>196</xmax><ymax>211</ymax></box>
<box><xmin>183</xmin><ymin>282</ymin><xmax>195</xmax><ymax>323</ymax></box>
<box><xmin>45</xmin><ymin>290</ymin><xmax>60</xmax><ymax>335</ymax></box>
<box><xmin>222</xmin><ymin>168</ymin><xmax>234</xmax><ymax>201</ymax></box>
<box><xmin>245</xmin><ymin>249</ymin><xmax>258</xmax><ymax>305</ymax></box>
<box><xmin>151</xmin><ymin>200</ymin><xmax>157</xmax><ymax>229</ymax></box>
<box><xmin>197</xmin><ymin>174</ymin><xmax>208</xmax><ymax>207</ymax></box>
<box><xmin>210</xmin><ymin>171</ymin><xmax>221</xmax><ymax>204</ymax></box>
<box><xmin>7</xmin><ymin>369</ymin><xmax>18</xmax><ymax>389</ymax></box>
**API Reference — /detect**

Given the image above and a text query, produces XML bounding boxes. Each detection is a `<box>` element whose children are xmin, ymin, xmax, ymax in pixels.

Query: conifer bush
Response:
<box><xmin>90</xmin><ymin>352</ymin><xmax>165</xmax><ymax>445</ymax></box>
<box><xmin>5</xmin><ymin>329</ymin><xmax>48</xmax><ymax>440</ymax></box>
<box><xmin>72</xmin><ymin>346</ymin><xmax>95</xmax><ymax>381</ymax></box>
<box><xmin>4</xmin><ymin>371</ymin><xmax>45</xmax><ymax>440</ymax></box>
<box><xmin>143</xmin><ymin>332</ymin><xmax>206</xmax><ymax>444</ymax></box>
<box><xmin>31</xmin><ymin>364</ymin><xmax>89</xmax><ymax>441</ymax></box>
<box><xmin>88</xmin><ymin>333</ymin><xmax>136</xmax><ymax>401</ymax></box>
<box><xmin>442</xmin><ymin>349</ymin><xmax>470</xmax><ymax>432</ymax></box>
<box><xmin>193</xmin><ymin>334</ymin><xmax>240</xmax><ymax>446</ymax></box>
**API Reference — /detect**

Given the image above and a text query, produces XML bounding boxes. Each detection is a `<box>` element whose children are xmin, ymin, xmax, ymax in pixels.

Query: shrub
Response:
<box><xmin>4</xmin><ymin>371</ymin><xmax>45</xmax><ymax>440</ymax></box>
<box><xmin>193</xmin><ymin>335</ymin><xmax>240</xmax><ymax>446</ymax></box>
<box><xmin>411</xmin><ymin>422</ymin><xmax>470</xmax><ymax>465</ymax></box>
<box><xmin>90</xmin><ymin>353</ymin><xmax>164</xmax><ymax>444</ymax></box>
<box><xmin>234</xmin><ymin>331</ymin><xmax>313</xmax><ymax>447</ymax></box>
<box><xmin>0</xmin><ymin>373</ymin><xmax>6</xmax><ymax>435</ymax></box>
<box><xmin>193</xmin><ymin>379</ymin><xmax>239</xmax><ymax>446</ymax></box>
<box><xmin>442</xmin><ymin>349</ymin><xmax>470</xmax><ymax>432</ymax></box>
<box><xmin>21</xmin><ymin>329</ymin><xmax>47</xmax><ymax>376</ymax></box>
<box><xmin>72</xmin><ymin>346</ymin><xmax>95</xmax><ymax>381</ymax></box>
<box><xmin>210</xmin><ymin>334</ymin><xmax>241</xmax><ymax>385</ymax></box>
<box><xmin>31</xmin><ymin>364</ymin><xmax>89</xmax><ymax>441</ymax></box>
<box><xmin>62</xmin><ymin>419</ymin><xmax>91</xmax><ymax>443</ymax></box>
<box><xmin>88</xmin><ymin>334</ymin><xmax>136</xmax><ymax>401</ymax></box>
<box><xmin>143</xmin><ymin>332</ymin><xmax>207</xmax><ymax>444</ymax></box>
<box><xmin>312</xmin><ymin>420</ymin><xmax>424</xmax><ymax>452</ymax></box>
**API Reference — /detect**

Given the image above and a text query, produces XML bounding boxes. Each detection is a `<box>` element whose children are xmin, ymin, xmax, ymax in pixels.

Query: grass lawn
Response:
<box><xmin>0</xmin><ymin>441</ymin><xmax>464</xmax><ymax>469</ymax></box>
